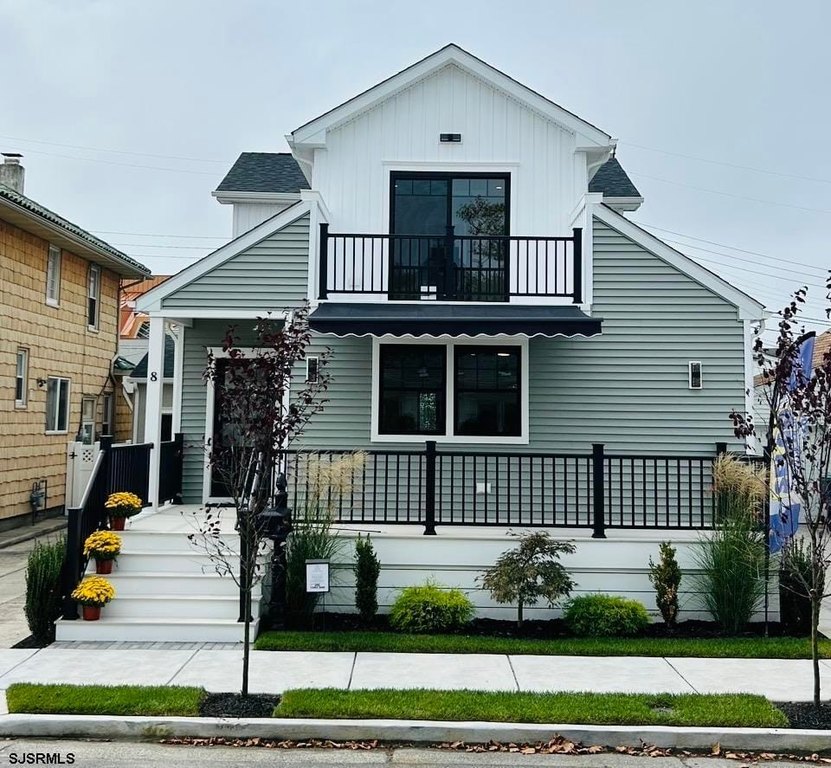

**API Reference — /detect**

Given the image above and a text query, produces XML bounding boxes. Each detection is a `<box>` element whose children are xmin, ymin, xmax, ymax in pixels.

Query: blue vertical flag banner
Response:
<box><xmin>768</xmin><ymin>333</ymin><xmax>815</xmax><ymax>554</ymax></box>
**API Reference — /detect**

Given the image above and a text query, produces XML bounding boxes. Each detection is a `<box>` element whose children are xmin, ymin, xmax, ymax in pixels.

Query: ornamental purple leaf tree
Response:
<box><xmin>188</xmin><ymin>303</ymin><xmax>329</xmax><ymax>697</ymax></box>
<box><xmin>730</xmin><ymin>284</ymin><xmax>831</xmax><ymax>709</ymax></box>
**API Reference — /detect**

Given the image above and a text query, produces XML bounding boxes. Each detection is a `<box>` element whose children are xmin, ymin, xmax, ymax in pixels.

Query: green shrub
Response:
<box><xmin>479</xmin><ymin>531</ymin><xmax>575</xmax><ymax>627</ymax></box>
<box><xmin>564</xmin><ymin>594</ymin><xmax>651</xmax><ymax>637</ymax></box>
<box><xmin>648</xmin><ymin>542</ymin><xmax>681</xmax><ymax>627</ymax></box>
<box><xmin>25</xmin><ymin>537</ymin><xmax>66</xmax><ymax>644</ymax></box>
<box><xmin>779</xmin><ymin>537</ymin><xmax>819</xmax><ymax>636</ymax></box>
<box><xmin>389</xmin><ymin>582</ymin><xmax>474</xmax><ymax>633</ymax></box>
<box><xmin>354</xmin><ymin>535</ymin><xmax>380</xmax><ymax>624</ymax></box>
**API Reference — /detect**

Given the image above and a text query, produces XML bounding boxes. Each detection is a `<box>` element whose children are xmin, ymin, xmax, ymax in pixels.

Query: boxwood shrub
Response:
<box><xmin>564</xmin><ymin>594</ymin><xmax>650</xmax><ymax>637</ymax></box>
<box><xmin>389</xmin><ymin>582</ymin><xmax>474</xmax><ymax>633</ymax></box>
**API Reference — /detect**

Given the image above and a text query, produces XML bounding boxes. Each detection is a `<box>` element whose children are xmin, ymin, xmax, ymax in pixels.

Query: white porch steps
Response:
<box><xmin>55</xmin><ymin>508</ymin><xmax>267</xmax><ymax>644</ymax></box>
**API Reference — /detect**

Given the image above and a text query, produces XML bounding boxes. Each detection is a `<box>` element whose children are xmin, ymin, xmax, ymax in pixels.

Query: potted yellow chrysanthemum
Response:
<box><xmin>104</xmin><ymin>491</ymin><xmax>142</xmax><ymax>530</ymax></box>
<box><xmin>83</xmin><ymin>530</ymin><xmax>122</xmax><ymax>575</ymax></box>
<box><xmin>71</xmin><ymin>576</ymin><xmax>116</xmax><ymax>621</ymax></box>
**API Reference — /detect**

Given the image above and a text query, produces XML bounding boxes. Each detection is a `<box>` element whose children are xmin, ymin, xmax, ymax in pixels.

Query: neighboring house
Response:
<box><xmin>61</xmin><ymin>45</ymin><xmax>768</xmax><ymax>641</ymax></box>
<box><xmin>127</xmin><ymin>334</ymin><xmax>175</xmax><ymax>443</ymax></box>
<box><xmin>0</xmin><ymin>154</ymin><xmax>150</xmax><ymax>528</ymax></box>
<box><xmin>114</xmin><ymin>276</ymin><xmax>171</xmax><ymax>442</ymax></box>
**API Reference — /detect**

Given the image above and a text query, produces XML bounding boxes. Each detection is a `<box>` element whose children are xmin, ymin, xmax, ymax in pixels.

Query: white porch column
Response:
<box><xmin>170</xmin><ymin>322</ymin><xmax>185</xmax><ymax>434</ymax></box>
<box><xmin>144</xmin><ymin>314</ymin><xmax>166</xmax><ymax>511</ymax></box>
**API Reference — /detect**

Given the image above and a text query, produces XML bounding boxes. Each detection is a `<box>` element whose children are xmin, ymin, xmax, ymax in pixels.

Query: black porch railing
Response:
<box><xmin>285</xmin><ymin>442</ymin><xmax>726</xmax><ymax>536</ymax></box>
<box><xmin>61</xmin><ymin>434</ymin><xmax>184</xmax><ymax>620</ymax></box>
<box><xmin>318</xmin><ymin>224</ymin><xmax>583</xmax><ymax>303</ymax></box>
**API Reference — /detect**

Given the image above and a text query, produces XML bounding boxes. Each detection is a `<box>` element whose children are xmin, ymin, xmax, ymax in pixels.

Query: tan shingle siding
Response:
<box><xmin>0</xmin><ymin>219</ymin><xmax>119</xmax><ymax>521</ymax></box>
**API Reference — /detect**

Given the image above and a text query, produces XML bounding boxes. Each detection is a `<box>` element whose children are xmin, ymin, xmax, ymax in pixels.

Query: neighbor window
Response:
<box><xmin>101</xmin><ymin>393</ymin><xmax>113</xmax><ymax>437</ymax></box>
<box><xmin>46</xmin><ymin>245</ymin><xmax>61</xmax><ymax>305</ymax></box>
<box><xmin>379</xmin><ymin>345</ymin><xmax>446</xmax><ymax>435</ymax></box>
<box><xmin>80</xmin><ymin>396</ymin><xmax>96</xmax><ymax>443</ymax></box>
<box><xmin>454</xmin><ymin>346</ymin><xmax>521</xmax><ymax>437</ymax></box>
<box><xmin>87</xmin><ymin>264</ymin><xmax>100</xmax><ymax>329</ymax></box>
<box><xmin>45</xmin><ymin>377</ymin><xmax>70</xmax><ymax>433</ymax></box>
<box><xmin>15</xmin><ymin>348</ymin><xmax>28</xmax><ymax>407</ymax></box>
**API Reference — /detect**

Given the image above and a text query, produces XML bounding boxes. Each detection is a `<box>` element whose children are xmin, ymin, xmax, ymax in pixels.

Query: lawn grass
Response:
<box><xmin>255</xmin><ymin>629</ymin><xmax>831</xmax><ymax>659</ymax></box>
<box><xmin>6</xmin><ymin>683</ymin><xmax>205</xmax><ymax>717</ymax></box>
<box><xmin>276</xmin><ymin>688</ymin><xmax>789</xmax><ymax>728</ymax></box>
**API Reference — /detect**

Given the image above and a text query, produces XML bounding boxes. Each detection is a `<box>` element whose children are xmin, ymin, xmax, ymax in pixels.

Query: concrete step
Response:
<box><xmin>101</xmin><ymin>572</ymin><xmax>243</xmax><ymax>597</ymax></box>
<box><xmin>103</xmin><ymin>594</ymin><xmax>262</xmax><ymax>620</ymax></box>
<box><xmin>98</xmin><ymin>550</ymin><xmax>269</xmax><ymax>574</ymax></box>
<box><xmin>55</xmin><ymin>616</ymin><xmax>260</xmax><ymax>643</ymax></box>
<box><xmin>117</xmin><ymin>530</ymin><xmax>249</xmax><ymax>554</ymax></box>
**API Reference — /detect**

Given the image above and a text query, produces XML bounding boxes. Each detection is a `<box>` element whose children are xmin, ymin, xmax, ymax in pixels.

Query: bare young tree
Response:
<box><xmin>188</xmin><ymin>304</ymin><xmax>329</xmax><ymax>696</ymax></box>
<box><xmin>731</xmin><ymin>286</ymin><xmax>831</xmax><ymax>709</ymax></box>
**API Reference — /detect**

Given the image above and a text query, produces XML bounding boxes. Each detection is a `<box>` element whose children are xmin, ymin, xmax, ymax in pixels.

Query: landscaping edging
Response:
<box><xmin>0</xmin><ymin>714</ymin><xmax>829</xmax><ymax>752</ymax></box>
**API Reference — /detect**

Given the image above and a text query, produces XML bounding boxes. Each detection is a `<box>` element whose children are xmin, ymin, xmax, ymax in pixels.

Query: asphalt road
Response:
<box><xmin>0</xmin><ymin>742</ymin><xmax>811</xmax><ymax>768</ymax></box>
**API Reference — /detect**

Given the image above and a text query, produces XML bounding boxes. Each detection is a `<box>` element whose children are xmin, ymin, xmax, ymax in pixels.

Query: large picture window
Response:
<box><xmin>454</xmin><ymin>346</ymin><xmax>521</xmax><ymax>437</ymax></box>
<box><xmin>379</xmin><ymin>345</ymin><xmax>446</xmax><ymax>435</ymax></box>
<box><xmin>375</xmin><ymin>342</ymin><xmax>525</xmax><ymax>441</ymax></box>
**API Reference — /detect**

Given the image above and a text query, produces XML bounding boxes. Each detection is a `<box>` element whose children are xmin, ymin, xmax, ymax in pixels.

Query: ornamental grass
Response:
<box><xmin>70</xmin><ymin>576</ymin><xmax>116</xmax><ymax>607</ymax></box>
<box><xmin>105</xmin><ymin>491</ymin><xmax>143</xmax><ymax>518</ymax></box>
<box><xmin>83</xmin><ymin>531</ymin><xmax>121</xmax><ymax>561</ymax></box>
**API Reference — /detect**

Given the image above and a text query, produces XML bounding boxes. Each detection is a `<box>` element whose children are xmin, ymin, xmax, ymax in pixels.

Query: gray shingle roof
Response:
<box><xmin>588</xmin><ymin>157</ymin><xmax>641</xmax><ymax>198</ymax></box>
<box><xmin>130</xmin><ymin>335</ymin><xmax>175</xmax><ymax>379</ymax></box>
<box><xmin>215</xmin><ymin>153</ymin><xmax>310</xmax><ymax>194</ymax></box>
<box><xmin>0</xmin><ymin>184</ymin><xmax>150</xmax><ymax>276</ymax></box>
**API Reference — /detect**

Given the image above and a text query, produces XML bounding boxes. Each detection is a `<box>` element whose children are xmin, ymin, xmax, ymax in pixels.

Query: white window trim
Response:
<box><xmin>45</xmin><ymin>376</ymin><xmax>71</xmax><ymax>435</ymax></box>
<box><xmin>370</xmin><ymin>336</ymin><xmax>530</xmax><ymax>445</ymax></box>
<box><xmin>87</xmin><ymin>264</ymin><xmax>101</xmax><ymax>331</ymax></box>
<box><xmin>14</xmin><ymin>348</ymin><xmax>28</xmax><ymax>408</ymax></box>
<box><xmin>46</xmin><ymin>245</ymin><xmax>61</xmax><ymax>307</ymax></box>
<box><xmin>688</xmin><ymin>360</ymin><xmax>703</xmax><ymax>390</ymax></box>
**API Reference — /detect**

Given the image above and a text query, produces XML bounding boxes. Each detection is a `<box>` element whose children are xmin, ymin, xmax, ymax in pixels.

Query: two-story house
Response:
<box><xmin>59</xmin><ymin>45</ymin><xmax>768</xmax><ymax>642</ymax></box>
<box><xmin>0</xmin><ymin>154</ymin><xmax>150</xmax><ymax>529</ymax></box>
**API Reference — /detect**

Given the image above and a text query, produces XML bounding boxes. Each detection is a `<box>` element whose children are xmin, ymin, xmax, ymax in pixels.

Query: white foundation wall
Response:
<box><xmin>319</xmin><ymin>526</ymin><xmax>779</xmax><ymax>623</ymax></box>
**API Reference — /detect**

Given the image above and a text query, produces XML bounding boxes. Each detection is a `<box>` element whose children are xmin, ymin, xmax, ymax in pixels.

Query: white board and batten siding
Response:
<box><xmin>312</xmin><ymin>63</ymin><xmax>584</xmax><ymax>238</ymax></box>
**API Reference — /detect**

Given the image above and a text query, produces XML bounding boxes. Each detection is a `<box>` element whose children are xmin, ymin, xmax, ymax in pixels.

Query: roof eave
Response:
<box><xmin>211</xmin><ymin>190</ymin><xmax>302</xmax><ymax>205</ymax></box>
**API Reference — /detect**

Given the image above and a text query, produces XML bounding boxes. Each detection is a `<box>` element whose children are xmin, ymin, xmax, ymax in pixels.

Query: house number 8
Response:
<box><xmin>150</xmin><ymin>372</ymin><xmax>158</xmax><ymax>382</ymax></box>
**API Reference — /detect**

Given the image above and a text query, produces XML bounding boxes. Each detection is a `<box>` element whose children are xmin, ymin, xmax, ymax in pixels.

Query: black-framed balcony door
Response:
<box><xmin>389</xmin><ymin>172</ymin><xmax>510</xmax><ymax>301</ymax></box>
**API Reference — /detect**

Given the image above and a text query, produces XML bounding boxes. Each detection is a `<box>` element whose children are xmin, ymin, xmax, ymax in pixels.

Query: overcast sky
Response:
<box><xmin>2</xmin><ymin>0</ymin><xmax>830</xmax><ymax>331</ymax></box>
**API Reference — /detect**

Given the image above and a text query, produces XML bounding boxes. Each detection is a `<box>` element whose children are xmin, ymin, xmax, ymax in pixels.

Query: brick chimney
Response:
<box><xmin>0</xmin><ymin>153</ymin><xmax>25</xmax><ymax>193</ymax></box>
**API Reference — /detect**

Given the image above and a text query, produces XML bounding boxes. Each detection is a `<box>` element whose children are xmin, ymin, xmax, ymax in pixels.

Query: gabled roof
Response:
<box><xmin>290</xmin><ymin>44</ymin><xmax>614</xmax><ymax>149</ymax></box>
<box><xmin>589</xmin><ymin>157</ymin><xmax>641</xmax><ymax>198</ymax></box>
<box><xmin>215</xmin><ymin>153</ymin><xmax>310</xmax><ymax>194</ymax></box>
<box><xmin>593</xmin><ymin>203</ymin><xmax>766</xmax><ymax>321</ymax></box>
<box><xmin>130</xmin><ymin>334</ymin><xmax>175</xmax><ymax>380</ymax></box>
<box><xmin>0</xmin><ymin>184</ymin><xmax>150</xmax><ymax>278</ymax></box>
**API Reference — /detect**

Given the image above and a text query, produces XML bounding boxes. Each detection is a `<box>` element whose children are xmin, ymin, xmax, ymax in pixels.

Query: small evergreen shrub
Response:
<box><xmin>354</xmin><ymin>535</ymin><xmax>380</xmax><ymax>624</ymax></box>
<box><xmin>564</xmin><ymin>594</ymin><xmax>651</xmax><ymax>637</ymax></box>
<box><xmin>648</xmin><ymin>542</ymin><xmax>682</xmax><ymax>627</ymax></box>
<box><xmin>25</xmin><ymin>537</ymin><xmax>66</xmax><ymax>644</ymax></box>
<box><xmin>389</xmin><ymin>582</ymin><xmax>474</xmax><ymax>633</ymax></box>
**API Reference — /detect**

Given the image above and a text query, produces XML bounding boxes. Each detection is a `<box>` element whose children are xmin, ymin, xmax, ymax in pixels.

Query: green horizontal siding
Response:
<box><xmin>162</xmin><ymin>214</ymin><xmax>309</xmax><ymax>310</ymax></box>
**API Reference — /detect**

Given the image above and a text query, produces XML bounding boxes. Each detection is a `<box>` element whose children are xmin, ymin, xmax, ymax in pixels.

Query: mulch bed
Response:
<box><xmin>280</xmin><ymin>612</ymin><xmax>793</xmax><ymax>640</ymax></box>
<box><xmin>199</xmin><ymin>693</ymin><xmax>281</xmax><ymax>719</ymax></box>
<box><xmin>776</xmin><ymin>702</ymin><xmax>831</xmax><ymax>730</ymax></box>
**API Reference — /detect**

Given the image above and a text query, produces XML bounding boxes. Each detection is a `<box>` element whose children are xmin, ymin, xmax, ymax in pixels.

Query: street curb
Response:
<box><xmin>0</xmin><ymin>521</ymin><xmax>65</xmax><ymax>550</ymax></box>
<box><xmin>0</xmin><ymin>715</ymin><xmax>828</xmax><ymax>752</ymax></box>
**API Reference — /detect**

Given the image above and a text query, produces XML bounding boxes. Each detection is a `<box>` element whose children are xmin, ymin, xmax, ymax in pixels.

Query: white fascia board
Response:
<box><xmin>211</xmin><ymin>191</ymin><xmax>301</xmax><ymax>205</ymax></box>
<box><xmin>593</xmin><ymin>205</ymin><xmax>767</xmax><ymax>321</ymax></box>
<box><xmin>136</xmin><ymin>200</ymin><xmax>311</xmax><ymax>314</ymax></box>
<box><xmin>604</xmin><ymin>196</ymin><xmax>644</xmax><ymax>212</ymax></box>
<box><xmin>291</xmin><ymin>44</ymin><xmax>613</xmax><ymax>149</ymax></box>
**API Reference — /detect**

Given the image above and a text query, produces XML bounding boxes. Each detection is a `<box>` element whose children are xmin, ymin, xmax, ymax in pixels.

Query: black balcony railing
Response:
<box><xmin>318</xmin><ymin>224</ymin><xmax>582</xmax><ymax>303</ymax></box>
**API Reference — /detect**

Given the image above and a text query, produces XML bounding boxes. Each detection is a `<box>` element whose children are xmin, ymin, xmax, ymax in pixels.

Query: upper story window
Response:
<box><xmin>87</xmin><ymin>264</ymin><xmax>101</xmax><ymax>330</ymax></box>
<box><xmin>389</xmin><ymin>173</ymin><xmax>509</xmax><ymax>301</ymax></box>
<box><xmin>46</xmin><ymin>245</ymin><xmax>61</xmax><ymax>306</ymax></box>
<box><xmin>15</xmin><ymin>348</ymin><xmax>28</xmax><ymax>407</ymax></box>
<box><xmin>45</xmin><ymin>376</ymin><xmax>70</xmax><ymax>434</ymax></box>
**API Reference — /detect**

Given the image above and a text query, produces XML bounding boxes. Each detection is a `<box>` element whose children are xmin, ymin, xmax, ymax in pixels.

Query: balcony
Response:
<box><xmin>318</xmin><ymin>225</ymin><xmax>583</xmax><ymax>304</ymax></box>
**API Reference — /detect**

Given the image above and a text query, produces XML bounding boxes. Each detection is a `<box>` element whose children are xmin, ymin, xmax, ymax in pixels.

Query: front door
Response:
<box><xmin>389</xmin><ymin>172</ymin><xmax>509</xmax><ymax>301</ymax></box>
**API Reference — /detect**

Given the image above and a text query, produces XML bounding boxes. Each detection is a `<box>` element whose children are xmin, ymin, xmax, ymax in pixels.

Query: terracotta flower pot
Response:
<box><xmin>95</xmin><ymin>559</ymin><xmax>113</xmax><ymax>575</ymax></box>
<box><xmin>110</xmin><ymin>517</ymin><xmax>126</xmax><ymax>531</ymax></box>
<box><xmin>82</xmin><ymin>605</ymin><xmax>101</xmax><ymax>621</ymax></box>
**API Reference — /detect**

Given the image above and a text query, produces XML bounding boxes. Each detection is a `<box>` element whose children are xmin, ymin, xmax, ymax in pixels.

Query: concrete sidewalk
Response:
<box><xmin>0</xmin><ymin>647</ymin><xmax>828</xmax><ymax>702</ymax></box>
